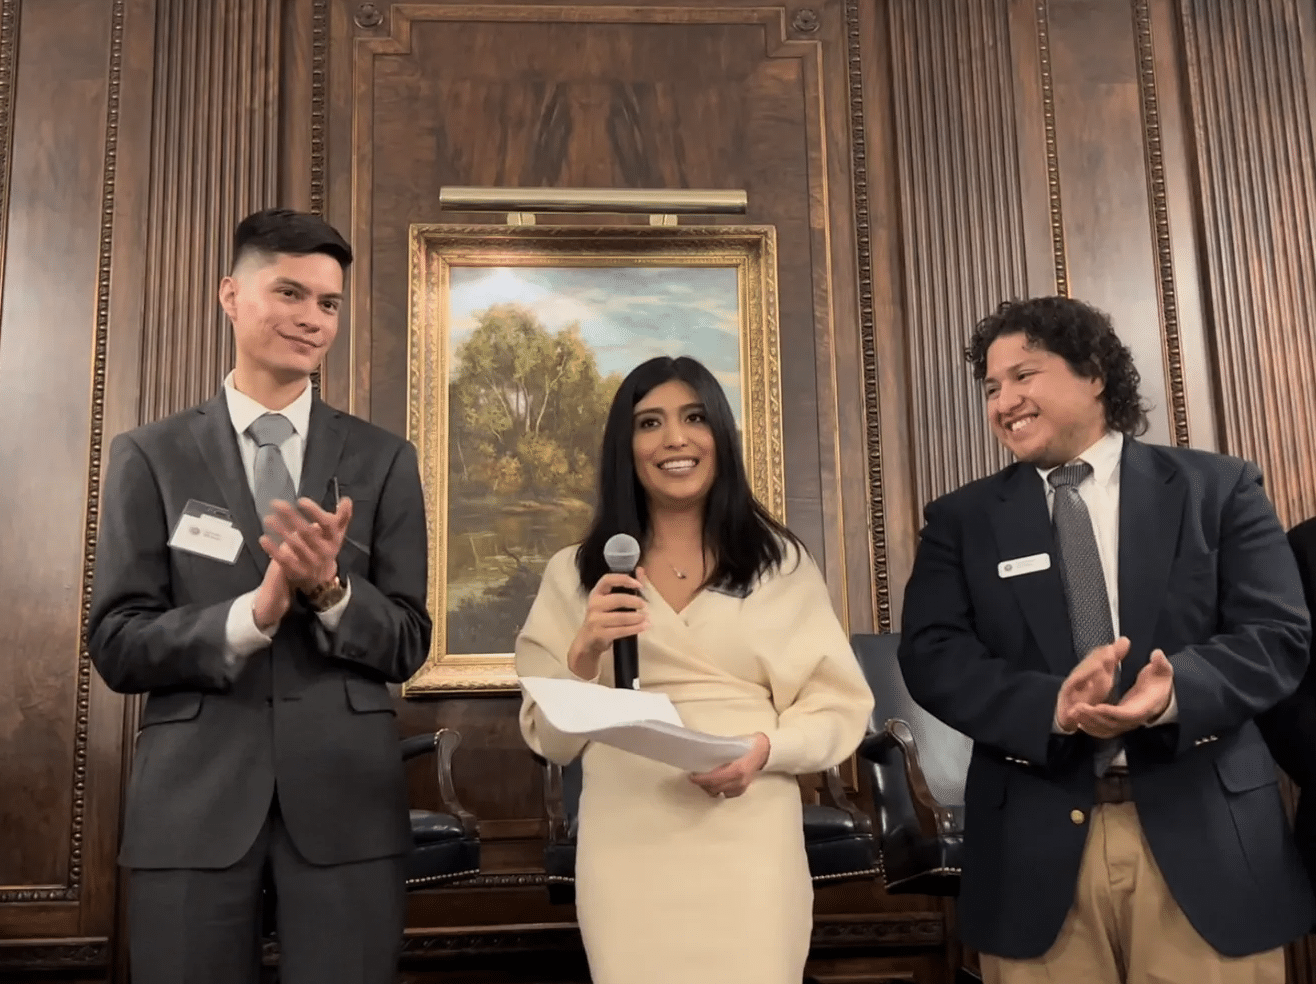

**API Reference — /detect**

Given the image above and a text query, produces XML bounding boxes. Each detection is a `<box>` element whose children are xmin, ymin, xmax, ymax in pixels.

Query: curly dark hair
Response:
<box><xmin>965</xmin><ymin>296</ymin><xmax>1150</xmax><ymax>436</ymax></box>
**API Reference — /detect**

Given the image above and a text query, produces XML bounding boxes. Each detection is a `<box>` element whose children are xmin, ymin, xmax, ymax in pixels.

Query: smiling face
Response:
<box><xmin>983</xmin><ymin>331</ymin><xmax>1108</xmax><ymax>467</ymax></box>
<box><xmin>219</xmin><ymin>250</ymin><xmax>344</xmax><ymax>385</ymax></box>
<box><xmin>632</xmin><ymin>379</ymin><xmax>718</xmax><ymax>510</ymax></box>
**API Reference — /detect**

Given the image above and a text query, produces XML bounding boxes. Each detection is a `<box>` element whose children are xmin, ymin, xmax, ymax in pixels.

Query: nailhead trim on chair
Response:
<box><xmin>811</xmin><ymin>865</ymin><xmax>884</xmax><ymax>883</ymax></box>
<box><xmin>405</xmin><ymin>867</ymin><xmax>482</xmax><ymax>889</ymax></box>
<box><xmin>539</xmin><ymin>853</ymin><xmax>892</xmax><ymax>889</ymax></box>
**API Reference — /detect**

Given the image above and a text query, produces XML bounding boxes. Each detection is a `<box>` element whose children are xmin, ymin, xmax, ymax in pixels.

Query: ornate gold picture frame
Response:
<box><xmin>404</xmin><ymin>224</ymin><xmax>783</xmax><ymax>695</ymax></box>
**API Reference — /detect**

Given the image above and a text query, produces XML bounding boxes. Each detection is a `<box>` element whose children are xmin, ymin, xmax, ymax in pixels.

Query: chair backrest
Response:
<box><xmin>851</xmin><ymin>633</ymin><xmax>972</xmax><ymax>808</ymax></box>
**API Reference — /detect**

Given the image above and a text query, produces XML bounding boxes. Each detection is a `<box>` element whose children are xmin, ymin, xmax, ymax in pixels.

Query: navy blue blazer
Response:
<box><xmin>899</xmin><ymin>436</ymin><xmax>1313</xmax><ymax>959</ymax></box>
<box><xmin>1258</xmin><ymin>516</ymin><xmax>1316</xmax><ymax>904</ymax></box>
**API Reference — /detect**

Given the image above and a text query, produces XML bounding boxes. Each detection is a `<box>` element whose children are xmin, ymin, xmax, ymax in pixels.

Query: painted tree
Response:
<box><xmin>449</xmin><ymin>303</ymin><xmax>617</xmax><ymax>500</ymax></box>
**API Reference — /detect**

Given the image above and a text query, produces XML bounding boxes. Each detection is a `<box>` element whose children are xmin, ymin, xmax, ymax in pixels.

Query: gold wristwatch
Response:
<box><xmin>305</xmin><ymin>573</ymin><xmax>347</xmax><ymax>612</ymax></box>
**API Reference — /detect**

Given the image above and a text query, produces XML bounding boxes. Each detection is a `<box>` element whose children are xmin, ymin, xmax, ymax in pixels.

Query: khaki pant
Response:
<box><xmin>981</xmin><ymin>802</ymin><xmax>1285</xmax><ymax>984</ymax></box>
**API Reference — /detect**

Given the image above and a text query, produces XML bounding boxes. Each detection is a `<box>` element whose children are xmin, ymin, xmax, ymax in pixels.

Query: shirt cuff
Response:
<box><xmin>225</xmin><ymin>590</ymin><xmax>275</xmax><ymax>667</ymax></box>
<box><xmin>315</xmin><ymin>578</ymin><xmax>352</xmax><ymax>632</ymax></box>
<box><xmin>1147</xmin><ymin>687</ymin><xmax>1178</xmax><ymax>726</ymax></box>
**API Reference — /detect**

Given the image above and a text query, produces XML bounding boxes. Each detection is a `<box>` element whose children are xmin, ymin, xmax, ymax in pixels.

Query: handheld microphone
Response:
<box><xmin>603</xmin><ymin>533</ymin><xmax>643</xmax><ymax>690</ymax></box>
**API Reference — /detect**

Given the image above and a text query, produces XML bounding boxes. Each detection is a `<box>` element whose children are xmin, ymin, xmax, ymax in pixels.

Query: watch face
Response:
<box><xmin>314</xmin><ymin>586</ymin><xmax>345</xmax><ymax>611</ymax></box>
<box><xmin>309</xmin><ymin>576</ymin><xmax>345</xmax><ymax>610</ymax></box>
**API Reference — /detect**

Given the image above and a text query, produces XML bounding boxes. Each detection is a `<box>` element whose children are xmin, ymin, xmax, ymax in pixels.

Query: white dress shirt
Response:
<box><xmin>222</xmin><ymin>372</ymin><xmax>350</xmax><ymax>663</ymax></box>
<box><xmin>1041</xmin><ymin>430</ymin><xmax>1176</xmax><ymax>759</ymax></box>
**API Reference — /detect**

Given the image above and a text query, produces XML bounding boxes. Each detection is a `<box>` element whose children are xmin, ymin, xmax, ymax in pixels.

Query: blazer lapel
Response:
<box><xmin>989</xmin><ymin>464</ymin><xmax>1076</xmax><ymax>676</ymax></box>
<box><xmin>1117</xmin><ymin>439</ymin><xmax>1184</xmax><ymax>684</ymax></box>
<box><xmin>189</xmin><ymin>392</ymin><xmax>266</xmax><ymax>576</ymax></box>
<box><xmin>299</xmin><ymin>399</ymin><xmax>346</xmax><ymax>510</ymax></box>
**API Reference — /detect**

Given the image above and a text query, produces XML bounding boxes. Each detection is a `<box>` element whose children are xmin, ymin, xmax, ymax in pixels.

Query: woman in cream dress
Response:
<box><xmin>516</xmin><ymin>356</ymin><xmax>874</xmax><ymax>984</ymax></box>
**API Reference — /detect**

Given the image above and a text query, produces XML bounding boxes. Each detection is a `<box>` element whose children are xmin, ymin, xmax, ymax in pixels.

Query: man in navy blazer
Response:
<box><xmin>900</xmin><ymin>296</ymin><xmax>1312</xmax><ymax>983</ymax></box>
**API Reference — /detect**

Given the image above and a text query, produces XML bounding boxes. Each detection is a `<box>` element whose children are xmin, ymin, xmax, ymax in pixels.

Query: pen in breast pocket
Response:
<box><xmin>332</xmin><ymin>477</ymin><xmax>371</xmax><ymax>555</ymax></box>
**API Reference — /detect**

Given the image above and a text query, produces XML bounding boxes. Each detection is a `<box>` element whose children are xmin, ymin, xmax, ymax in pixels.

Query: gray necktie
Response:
<box><xmin>248</xmin><ymin>412</ymin><xmax>297</xmax><ymax>525</ymax></box>
<box><xmin>1049</xmin><ymin>462</ymin><xmax>1120</xmax><ymax>775</ymax></box>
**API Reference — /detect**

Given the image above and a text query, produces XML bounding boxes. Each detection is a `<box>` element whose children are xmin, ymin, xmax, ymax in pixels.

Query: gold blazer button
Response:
<box><xmin>1070</xmin><ymin>809</ymin><xmax>1086</xmax><ymax>825</ymax></box>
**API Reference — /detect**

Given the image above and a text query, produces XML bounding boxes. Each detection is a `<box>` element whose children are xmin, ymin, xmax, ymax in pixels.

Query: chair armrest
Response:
<box><xmin>820</xmin><ymin>765</ymin><xmax>873</xmax><ymax>836</ymax></box>
<box><xmin>400</xmin><ymin>732</ymin><xmax>439</xmax><ymax>761</ymax></box>
<box><xmin>534</xmin><ymin>753</ymin><xmax>570</xmax><ymax>843</ymax></box>
<box><xmin>401</xmin><ymin>730</ymin><xmax>479</xmax><ymax>836</ymax></box>
<box><xmin>878</xmin><ymin>719</ymin><xmax>958</xmax><ymax>835</ymax></box>
<box><xmin>433</xmin><ymin>729</ymin><xmax>479</xmax><ymax>837</ymax></box>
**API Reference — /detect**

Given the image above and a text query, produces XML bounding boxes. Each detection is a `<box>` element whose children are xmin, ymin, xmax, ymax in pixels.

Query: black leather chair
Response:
<box><xmin>851</xmin><ymin>633</ymin><xmax>972</xmax><ymax>896</ymax></box>
<box><xmin>261</xmin><ymin>729</ymin><xmax>480</xmax><ymax>975</ymax></box>
<box><xmin>537</xmin><ymin>740</ymin><xmax>879</xmax><ymax>904</ymax></box>
<box><xmin>401</xmin><ymin>728</ymin><xmax>481</xmax><ymax>888</ymax></box>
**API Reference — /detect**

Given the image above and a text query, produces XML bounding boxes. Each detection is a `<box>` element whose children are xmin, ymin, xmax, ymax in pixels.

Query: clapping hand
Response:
<box><xmin>260</xmin><ymin>496</ymin><xmax>353</xmax><ymax>593</ymax></box>
<box><xmin>1055</xmin><ymin>637</ymin><xmax>1129</xmax><ymax>733</ymax></box>
<box><xmin>1072</xmin><ymin>649</ymin><xmax>1174</xmax><ymax>738</ymax></box>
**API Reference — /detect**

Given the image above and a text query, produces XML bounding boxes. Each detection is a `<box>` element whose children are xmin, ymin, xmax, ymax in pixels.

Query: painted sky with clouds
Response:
<box><xmin>448</xmin><ymin>265</ymin><xmax>743</xmax><ymax>423</ymax></box>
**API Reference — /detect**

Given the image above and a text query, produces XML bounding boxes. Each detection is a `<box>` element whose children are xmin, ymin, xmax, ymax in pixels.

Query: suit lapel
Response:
<box><xmin>189</xmin><ymin>392</ymin><xmax>267</xmax><ymax>576</ymax></box>
<box><xmin>1117</xmin><ymin>439</ymin><xmax>1184</xmax><ymax>683</ymax></box>
<box><xmin>989</xmin><ymin>464</ymin><xmax>1076</xmax><ymax>676</ymax></box>
<box><xmin>300</xmin><ymin>399</ymin><xmax>346</xmax><ymax>510</ymax></box>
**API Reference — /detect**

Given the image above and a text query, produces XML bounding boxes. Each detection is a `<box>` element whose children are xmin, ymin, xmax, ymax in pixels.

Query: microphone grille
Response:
<box><xmin>603</xmin><ymin>533</ymin><xmax>642</xmax><ymax>572</ymax></box>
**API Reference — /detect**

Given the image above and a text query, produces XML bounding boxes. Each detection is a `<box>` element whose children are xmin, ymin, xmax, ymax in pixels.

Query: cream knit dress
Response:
<box><xmin>516</xmin><ymin>545</ymin><xmax>874</xmax><ymax>984</ymax></box>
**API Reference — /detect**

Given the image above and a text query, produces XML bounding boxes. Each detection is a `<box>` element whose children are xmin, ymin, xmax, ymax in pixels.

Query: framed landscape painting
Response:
<box><xmin>404</xmin><ymin>224</ymin><xmax>784</xmax><ymax>695</ymax></box>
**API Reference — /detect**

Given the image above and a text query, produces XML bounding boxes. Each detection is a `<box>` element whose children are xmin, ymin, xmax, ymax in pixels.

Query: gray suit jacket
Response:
<box><xmin>88</xmin><ymin>391</ymin><xmax>432</xmax><ymax>869</ymax></box>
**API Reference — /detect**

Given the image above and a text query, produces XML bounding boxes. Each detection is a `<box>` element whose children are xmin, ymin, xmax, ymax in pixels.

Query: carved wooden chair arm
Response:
<box><xmin>434</xmin><ymin>729</ymin><xmax>479</xmax><ymax>838</ymax></box>
<box><xmin>820</xmin><ymin>764</ymin><xmax>874</xmax><ymax>836</ymax></box>
<box><xmin>534</xmin><ymin>753</ymin><xmax>570</xmax><ymax>843</ymax></box>
<box><xmin>883</xmin><ymin>719</ymin><xmax>958</xmax><ymax>835</ymax></box>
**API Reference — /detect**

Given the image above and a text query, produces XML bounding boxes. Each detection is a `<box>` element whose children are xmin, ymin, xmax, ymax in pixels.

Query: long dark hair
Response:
<box><xmin>575</xmin><ymin>356</ymin><xmax>801</xmax><ymax>594</ymax></box>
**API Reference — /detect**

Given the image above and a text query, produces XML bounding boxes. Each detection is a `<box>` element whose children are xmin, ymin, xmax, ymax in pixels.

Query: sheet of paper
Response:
<box><xmin>520</xmin><ymin>676</ymin><xmax>754</xmax><ymax>773</ymax></box>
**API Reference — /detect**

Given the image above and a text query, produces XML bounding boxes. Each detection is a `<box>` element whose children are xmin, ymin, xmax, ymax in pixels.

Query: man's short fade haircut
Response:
<box><xmin>965</xmin><ymin>295</ymin><xmax>1151</xmax><ymax>437</ymax></box>
<box><xmin>231</xmin><ymin>207</ymin><xmax>353</xmax><ymax>273</ymax></box>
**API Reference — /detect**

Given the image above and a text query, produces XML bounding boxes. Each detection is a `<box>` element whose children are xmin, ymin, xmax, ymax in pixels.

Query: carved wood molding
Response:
<box><xmin>401</xmin><ymin>926</ymin><xmax>583</xmax><ymax>956</ymax></box>
<box><xmin>71</xmin><ymin>0</ymin><xmax>127</xmax><ymax>906</ymax></box>
<box><xmin>137</xmin><ymin>0</ymin><xmax>282</xmax><ymax>423</ymax></box>
<box><xmin>847</xmin><ymin>0</ymin><xmax>892</xmax><ymax>632</ymax></box>
<box><xmin>0</xmin><ymin>938</ymin><xmax>110</xmax><ymax>970</ymax></box>
<box><xmin>0</xmin><ymin>0</ymin><xmax>126</xmax><ymax>907</ymax></box>
<box><xmin>0</xmin><ymin>0</ymin><xmax>18</xmax><ymax>308</ymax></box>
<box><xmin>811</xmin><ymin>913</ymin><xmax>945</xmax><ymax>948</ymax></box>
<box><xmin>310</xmin><ymin>0</ymin><xmax>328</xmax><ymax>215</ymax></box>
<box><xmin>332</xmin><ymin>0</ymin><xmax>848</xmax><ymax>510</ymax></box>
<box><xmin>256</xmin><ymin>912</ymin><xmax>942</xmax><ymax>963</ymax></box>
<box><xmin>344</xmin><ymin>1</ymin><xmax>801</xmax><ymax>418</ymax></box>
<box><xmin>1132</xmin><ymin>0</ymin><xmax>1189</xmax><ymax>448</ymax></box>
<box><xmin>1178</xmin><ymin>0</ymin><xmax>1316</xmax><ymax>526</ymax></box>
<box><xmin>1035</xmin><ymin>0</ymin><xmax>1068</xmax><ymax>296</ymax></box>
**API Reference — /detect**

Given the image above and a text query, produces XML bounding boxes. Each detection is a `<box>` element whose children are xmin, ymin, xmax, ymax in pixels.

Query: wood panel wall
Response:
<box><xmin>1</xmin><ymin>0</ymin><xmax>1314</xmax><ymax>980</ymax></box>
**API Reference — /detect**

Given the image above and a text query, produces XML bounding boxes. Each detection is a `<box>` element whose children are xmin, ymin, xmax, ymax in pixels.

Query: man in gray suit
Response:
<box><xmin>88</xmin><ymin>208</ymin><xmax>432</xmax><ymax>984</ymax></box>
